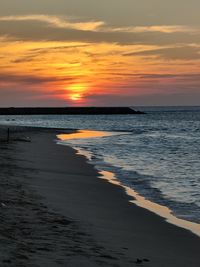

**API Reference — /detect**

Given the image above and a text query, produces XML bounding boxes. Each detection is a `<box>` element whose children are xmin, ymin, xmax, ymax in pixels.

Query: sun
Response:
<box><xmin>67</xmin><ymin>83</ymin><xmax>88</xmax><ymax>102</ymax></box>
<box><xmin>70</xmin><ymin>93</ymin><xmax>82</xmax><ymax>101</ymax></box>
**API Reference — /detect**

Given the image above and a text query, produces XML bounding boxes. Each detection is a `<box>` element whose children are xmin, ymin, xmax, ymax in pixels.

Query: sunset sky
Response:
<box><xmin>0</xmin><ymin>0</ymin><xmax>200</xmax><ymax>106</ymax></box>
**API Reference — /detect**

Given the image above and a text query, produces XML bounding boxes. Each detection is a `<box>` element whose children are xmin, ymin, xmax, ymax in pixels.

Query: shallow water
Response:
<box><xmin>0</xmin><ymin>106</ymin><xmax>200</xmax><ymax>224</ymax></box>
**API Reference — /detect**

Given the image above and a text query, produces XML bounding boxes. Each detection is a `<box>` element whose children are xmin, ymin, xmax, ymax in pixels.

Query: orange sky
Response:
<box><xmin>0</xmin><ymin>1</ymin><xmax>200</xmax><ymax>106</ymax></box>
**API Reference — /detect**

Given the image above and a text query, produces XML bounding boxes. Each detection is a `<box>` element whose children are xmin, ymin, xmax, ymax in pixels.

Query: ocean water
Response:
<box><xmin>0</xmin><ymin>106</ymin><xmax>200</xmax><ymax>224</ymax></box>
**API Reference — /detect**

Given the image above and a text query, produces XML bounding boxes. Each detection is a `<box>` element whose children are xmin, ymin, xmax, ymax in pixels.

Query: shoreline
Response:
<box><xmin>0</xmin><ymin>126</ymin><xmax>200</xmax><ymax>266</ymax></box>
<box><xmin>57</xmin><ymin>130</ymin><xmax>200</xmax><ymax>237</ymax></box>
<box><xmin>99</xmin><ymin>170</ymin><xmax>200</xmax><ymax>237</ymax></box>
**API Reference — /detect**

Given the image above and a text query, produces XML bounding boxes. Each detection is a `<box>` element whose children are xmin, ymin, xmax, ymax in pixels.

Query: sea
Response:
<box><xmin>0</xmin><ymin>106</ymin><xmax>200</xmax><ymax>226</ymax></box>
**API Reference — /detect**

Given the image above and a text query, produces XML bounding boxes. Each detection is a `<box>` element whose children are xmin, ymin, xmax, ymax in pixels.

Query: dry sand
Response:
<box><xmin>0</xmin><ymin>126</ymin><xmax>200</xmax><ymax>266</ymax></box>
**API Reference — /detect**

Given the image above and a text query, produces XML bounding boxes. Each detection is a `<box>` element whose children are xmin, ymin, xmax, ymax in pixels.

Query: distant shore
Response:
<box><xmin>0</xmin><ymin>125</ymin><xmax>200</xmax><ymax>266</ymax></box>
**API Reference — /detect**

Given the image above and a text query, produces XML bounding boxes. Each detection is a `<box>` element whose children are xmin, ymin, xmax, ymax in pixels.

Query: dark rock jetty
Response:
<box><xmin>0</xmin><ymin>107</ymin><xmax>145</xmax><ymax>115</ymax></box>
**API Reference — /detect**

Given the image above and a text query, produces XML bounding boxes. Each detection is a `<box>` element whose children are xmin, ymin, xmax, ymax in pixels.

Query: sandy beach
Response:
<box><xmin>0</xmin><ymin>126</ymin><xmax>200</xmax><ymax>267</ymax></box>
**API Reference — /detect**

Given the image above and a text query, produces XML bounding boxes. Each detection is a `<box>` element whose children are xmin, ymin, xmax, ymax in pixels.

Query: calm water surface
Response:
<box><xmin>0</xmin><ymin>106</ymin><xmax>199</xmax><ymax>224</ymax></box>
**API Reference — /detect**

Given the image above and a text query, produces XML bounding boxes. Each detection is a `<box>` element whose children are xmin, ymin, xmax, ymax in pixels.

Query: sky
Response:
<box><xmin>0</xmin><ymin>0</ymin><xmax>200</xmax><ymax>106</ymax></box>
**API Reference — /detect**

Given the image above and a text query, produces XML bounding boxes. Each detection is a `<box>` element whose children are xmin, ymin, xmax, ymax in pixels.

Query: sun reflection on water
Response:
<box><xmin>58</xmin><ymin>130</ymin><xmax>115</xmax><ymax>140</ymax></box>
<box><xmin>100</xmin><ymin>170</ymin><xmax>200</xmax><ymax>237</ymax></box>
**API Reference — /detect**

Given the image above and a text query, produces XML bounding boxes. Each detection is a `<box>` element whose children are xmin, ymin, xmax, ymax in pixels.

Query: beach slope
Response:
<box><xmin>0</xmin><ymin>127</ymin><xmax>199</xmax><ymax>266</ymax></box>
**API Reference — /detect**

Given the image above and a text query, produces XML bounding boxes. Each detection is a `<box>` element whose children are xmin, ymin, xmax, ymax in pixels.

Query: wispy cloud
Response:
<box><xmin>124</xmin><ymin>45</ymin><xmax>200</xmax><ymax>60</ymax></box>
<box><xmin>0</xmin><ymin>72</ymin><xmax>76</xmax><ymax>85</ymax></box>
<box><xmin>106</xmin><ymin>25</ymin><xmax>199</xmax><ymax>34</ymax></box>
<box><xmin>0</xmin><ymin>15</ymin><xmax>200</xmax><ymax>106</ymax></box>
<box><xmin>0</xmin><ymin>15</ymin><xmax>105</xmax><ymax>31</ymax></box>
<box><xmin>1</xmin><ymin>15</ymin><xmax>200</xmax><ymax>46</ymax></box>
<box><xmin>0</xmin><ymin>15</ymin><xmax>198</xmax><ymax>34</ymax></box>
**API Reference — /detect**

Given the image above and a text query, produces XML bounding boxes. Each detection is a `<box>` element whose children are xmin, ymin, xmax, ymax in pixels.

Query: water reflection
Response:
<box><xmin>58</xmin><ymin>130</ymin><xmax>114</xmax><ymax>140</ymax></box>
<box><xmin>58</xmin><ymin>130</ymin><xmax>200</xmax><ymax>237</ymax></box>
<box><xmin>100</xmin><ymin>170</ymin><xmax>200</xmax><ymax>237</ymax></box>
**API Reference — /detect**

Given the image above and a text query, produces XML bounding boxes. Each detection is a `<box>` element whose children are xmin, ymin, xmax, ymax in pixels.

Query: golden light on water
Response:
<box><xmin>58</xmin><ymin>130</ymin><xmax>115</xmax><ymax>140</ymax></box>
<box><xmin>58</xmin><ymin>130</ymin><xmax>200</xmax><ymax>237</ymax></box>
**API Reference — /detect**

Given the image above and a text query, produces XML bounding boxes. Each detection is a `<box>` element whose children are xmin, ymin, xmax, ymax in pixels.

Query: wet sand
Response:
<box><xmin>0</xmin><ymin>126</ymin><xmax>200</xmax><ymax>266</ymax></box>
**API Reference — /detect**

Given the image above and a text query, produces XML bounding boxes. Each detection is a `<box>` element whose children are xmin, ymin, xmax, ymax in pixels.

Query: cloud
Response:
<box><xmin>0</xmin><ymin>72</ymin><xmax>76</xmax><ymax>85</ymax></box>
<box><xmin>0</xmin><ymin>15</ymin><xmax>199</xmax><ymax>34</ymax></box>
<box><xmin>1</xmin><ymin>14</ymin><xmax>200</xmax><ymax>46</ymax></box>
<box><xmin>11</xmin><ymin>44</ymin><xmax>89</xmax><ymax>63</ymax></box>
<box><xmin>0</xmin><ymin>15</ymin><xmax>105</xmax><ymax>31</ymax></box>
<box><xmin>1</xmin><ymin>23</ymin><xmax>200</xmax><ymax>46</ymax></box>
<box><xmin>134</xmin><ymin>73</ymin><xmax>200</xmax><ymax>80</ymax></box>
<box><xmin>84</xmin><ymin>90</ymin><xmax>200</xmax><ymax>106</ymax></box>
<box><xmin>96</xmin><ymin>72</ymin><xmax>200</xmax><ymax>81</ymax></box>
<box><xmin>0</xmin><ymin>87</ymin><xmax>70</xmax><ymax>107</ymax></box>
<box><xmin>124</xmin><ymin>46</ymin><xmax>200</xmax><ymax>60</ymax></box>
<box><xmin>102</xmin><ymin>25</ymin><xmax>199</xmax><ymax>34</ymax></box>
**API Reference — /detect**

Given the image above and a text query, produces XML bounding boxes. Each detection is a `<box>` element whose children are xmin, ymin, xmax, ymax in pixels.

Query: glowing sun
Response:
<box><xmin>70</xmin><ymin>93</ymin><xmax>82</xmax><ymax>101</ymax></box>
<box><xmin>67</xmin><ymin>83</ymin><xmax>88</xmax><ymax>102</ymax></box>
